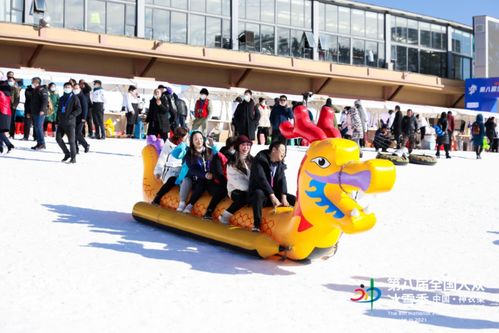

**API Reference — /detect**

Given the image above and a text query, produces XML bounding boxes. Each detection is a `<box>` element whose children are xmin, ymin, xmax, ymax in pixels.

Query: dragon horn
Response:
<box><xmin>317</xmin><ymin>105</ymin><xmax>341</xmax><ymax>139</ymax></box>
<box><xmin>279</xmin><ymin>105</ymin><xmax>327</xmax><ymax>142</ymax></box>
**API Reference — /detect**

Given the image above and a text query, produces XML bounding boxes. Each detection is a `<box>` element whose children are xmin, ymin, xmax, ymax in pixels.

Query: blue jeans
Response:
<box><xmin>33</xmin><ymin>114</ymin><xmax>46</xmax><ymax>146</ymax></box>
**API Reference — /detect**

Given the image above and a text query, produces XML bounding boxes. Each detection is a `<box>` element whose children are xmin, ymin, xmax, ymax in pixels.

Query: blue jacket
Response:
<box><xmin>172</xmin><ymin>143</ymin><xmax>219</xmax><ymax>184</ymax></box>
<box><xmin>472</xmin><ymin>114</ymin><xmax>485</xmax><ymax>146</ymax></box>
<box><xmin>270</xmin><ymin>105</ymin><xmax>293</xmax><ymax>131</ymax></box>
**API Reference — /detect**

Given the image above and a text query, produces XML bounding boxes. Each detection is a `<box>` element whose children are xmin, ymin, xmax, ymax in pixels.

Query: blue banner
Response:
<box><xmin>465</xmin><ymin>78</ymin><xmax>499</xmax><ymax>112</ymax></box>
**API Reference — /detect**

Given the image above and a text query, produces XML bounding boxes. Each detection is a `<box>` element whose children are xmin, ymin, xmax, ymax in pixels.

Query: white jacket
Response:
<box><xmin>91</xmin><ymin>88</ymin><xmax>106</xmax><ymax>104</ymax></box>
<box><xmin>154</xmin><ymin>140</ymin><xmax>183</xmax><ymax>183</ymax></box>
<box><xmin>123</xmin><ymin>92</ymin><xmax>139</xmax><ymax>112</ymax></box>
<box><xmin>226</xmin><ymin>164</ymin><xmax>251</xmax><ymax>197</ymax></box>
<box><xmin>258</xmin><ymin>104</ymin><xmax>271</xmax><ymax>128</ymax></box>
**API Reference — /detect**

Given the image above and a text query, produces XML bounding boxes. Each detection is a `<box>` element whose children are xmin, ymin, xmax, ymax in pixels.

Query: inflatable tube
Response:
<box><xmin>376</xmin><ymin>152</ymin><xmax>409</xmax><ymax>166</ymax></box>
<box><xmin>134</xmin><ymin>106</ymin><xmax>397</xmax><ymax>260</ymax></box>
<box><xmin>409</xmin><ymin>154</ymin><xmax>437</xmax><ymax>166</ymax></box>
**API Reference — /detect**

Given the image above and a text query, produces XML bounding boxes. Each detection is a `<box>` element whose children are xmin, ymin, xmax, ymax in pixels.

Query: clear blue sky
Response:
<box><xmin>358</xmin><ymin>0</ymin><xmax>499</xmax><ymax>26</ymax></box>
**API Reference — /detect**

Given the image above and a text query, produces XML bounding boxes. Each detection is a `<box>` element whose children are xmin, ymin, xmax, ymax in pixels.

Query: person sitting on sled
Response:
<box><xmin>249</xmin><ymin>141</ymin><xmax>296</xmax><ymax>232</ymax></box>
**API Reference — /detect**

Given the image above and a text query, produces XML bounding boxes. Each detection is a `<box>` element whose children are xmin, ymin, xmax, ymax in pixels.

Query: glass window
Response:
<box><xmin>325</xmin><ymin>4</ymin><xmax>337</xmax><ymax>33</ymax></box>
<box><xmin>65</xmin><ymin>0</ymin><xmax>84</xmax><ymax>30</ymax></box>
<box><xmin>207</xmin><ymin>0</ymin><xmax>221</xmax><ymax>15</ymax></box>
<box><xmin>420</xmin><ymin>22</ymin><xmax>431</xmax><ymax>48</ymax></box>
<box><xmin>392</xmin><ymin>45</ymin><xmax>407</xmax><ymax>71</ymax></box>
<box><xmin>222</xmin><ymin>19</ymin><xmax>231</xmax><ymax>48</ymax></box>
<box><xmin>261</xmin><ymin>0</ymin><xmax>275</xmax><ymax>23</ymax></box>
<box><xmin>462</xmin><ymin>57</ymin><xmax>471</xmax><ymax>80</ymax></box>
<box><xmin>407</xmin><ymin>19</ymin><xmax>418</xmax><ymax>45</ymax></box>
<box><xmin>190</xmin><ymin>14</ymin><xmax>205</xmax><ymax>45</ymax></box>
<box><xmin>319</xmin><ymin>34</ymin><xmax>338</xmax><ymax>62</ymax></box>
<box><xmin>365</xmin><ymin>41</ymin><xmax>377</xmax><ymax>67</ymax></box>
<box><xmin>352</xmin><ymin>39</ymin><xmax>365</xmax><ymax>65</ymax></box>
<box><xmin>420</xmin><ymin>50</ymin><xmax>431</xmax><ymax>74</ymax></box>
<box><xmin>171</xmin><ymin>11</ymin><xmax>187</xmax><ymax>43</ymax></box>
<box><xmin>13</xmin><ymin>0</ymin><xmax>23</xmax><ymax>10</ymax></box>
<box><xmin>222</xmin><ymin>0</ymin><xmax>230</xmax><ymax>16</ymax></box>
<box><xmin>126</xmin><ymin>5</ymin><xmax>135</xmax><ymax>26</ymax></box>
<box><xmin>408</xmin><ymin>47</ymin><xmax>418</xmax><ymax>72</ymax></box>
<box><xmin>246</xmin><ymin>22</ymin><xmax>260</xmax><ymax>51</ymax></box>
<box><xmin>338</xmin><ymin>6</ymin><xmax>350</xmax><ymax>35</ymax></box>
<box><xmin>46</xmin><ymin>0</ymin><xmax>63</xmax><ymax>27</ymax></box>
<box><xmin>145</xmin><ymin>7</ymin><xmax>153</xmax><ymax>27</ymax></box>
<box><xmin>291</xmin><ymin>0</ymin><xmax>304</xmax><ymax>28</ymax></box>
<box><xmin>238</xmin><ymin>0</ymin><xmax>245</xmax><ymax>19</ymax></box>
<box><xmin>261</xmin><ymin>25</ymin><xmax>275</xmax><ymax>55</ymax></box>
<box><xmin>206</xmin><ymin>16</ymin><xmax>222</xmax><ymax>47</ymax></box>
<box><xmin>87</xmin><ymin>0</ymin><xmax>105</xmax><ymax>33</ymax></box>
<box><xmin>452</xmin><ymin>30</ymin><xmax>472</xmax><ymax>56</ymax></box>
<box><xmin>351</xmin><ymin>9</ymin><xmax>365</xmax><ymax>37</ymax></box>
<box><xmin>107</xmin><ymin>2</ymin><xmax>125</xmax><ymax>35</ymax></box>
<box><xmin>394</xmin><ymin>17</ymin><xmax>407</xmax><ymax>43</ymax></box>
<box><xmin>246</xmin><ymin>0</ymin><xmax>260</xmax><ymax>21</ymax></box>
<box><xmin>304</xmin><ymin>0</ymin><xmax>311</xmax><ymax>29</ymax></box>
<box><xmin>155</xmin><ymin>0</ymin><xmax>170</xmax><ymax>6</ymax></box>
<box><xmin>318</xmin><ymin>2</ymin><xmax>325</xmax><ymax>31</ymax></box>
<box><xmin>338</xmin><ymin>37</ymin><xmax>350</xmax><ymax>64</ymax></box>
<box><xmin>172</xmin><ymin>0</ymin><xmax>188</xmax><ymax>9</ymax></box>
<box><xmin>365</xmin><ymin>12</ymin><xmax>377</xmax><ymax>40</ymax></box>
<box><xmin>153</xmin><ymin>9</ymin><xmax>170</xmax><ymax>41</ymax></box>
<box><xmin>378</xmin><ymin>42</ymin><xmax>385</xmax><ymax>67</ymax></box>
<box><xmin>378</xmin><ymin>14</ymin><xmax>384</xmax><ymax>40</ymax></box>
<box><xmin>431</xmin><ymin>24</ymin><xmax>443</xmax><ymax>50</ymax></box>
<box><xmin>191</xmin><ymin>0</ymin><xmax>206</xmax><ymax>13</ymax></box>
<box><xmin>290</xmin><ymin>30</ymin><xmax>303</xmax><ymax>57</ymax></box>
<box><xmin>277</xmin><ymin>27</ymin><xmax>290</xmax><ymax>56</ymax></box>
<box><xmin>277</xmin><ymin>0</ymin><xmax>290</xmax><ymax>26</ymax></box>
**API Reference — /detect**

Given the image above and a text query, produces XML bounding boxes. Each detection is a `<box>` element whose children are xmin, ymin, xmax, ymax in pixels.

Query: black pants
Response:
<box><xmin>257</xmin><ymin>127</ymin><xmax>271</xmax><ymax>145</ymax></box>
<box><xmin>153</xmin><ymin>176</ymin><xmax>178</xmax><ymax>203</ymax></box>
<box><xmin>205</xmin><ymin>181</ymin><xmax>228</xmax><ymax>214</ymax></box>
<box><xmin>178</xmin><ymin>114</ymin><xmax>186</xmax><ymax>129</ymax></box>
<box><xmin>187</xmin><ymin>178</ymin><xmax>207</xmax><ymax>206</ymax></box>
<box><xmin>9</xmin><ymin>109</ymin><xmax>16</xmax><ymax>137</ymax></box>
<box><xmin>76</xmin><ymin>122</ymin><xmax>89</xmax><ymax>150</ymax></box>
<box><xmin>0</xmin><ymin>131</ymin><xmax>14</xmax><ymax>149</ymax></box>
<box><xmin>436</xmin><ymin>144</ymin><xmax>450</xmax><ymax>157</ymax></box>
<box><xmin>93</xmin><ymin>103</ymin><xmax>105</xmax><ymax>139</ymax></box>
<box><xmin>251</xmin><ymin>189</ymin><xmax>296</xmax><ymax>228</ymax></box>
<box><xmin>475</xmin><ymin>144</ymin><xmax>483</xmax><ymax>157</ymax></box>
<box><xmin>420</xmin><ymin>127</ymin><xmax>426</xmax><ymax>142</ymax></box>
<box><xmin>23</xmin><ymin>115</ymin><xmax>33</xmax><ymax>140</ymax></box>
<box><xmin>227</xmin><ymin>190</ymin><xmax>251</xmax><ymax>214</ymax></box>
<box><xmin>56</xmin><ymin>123</ymin><xmax>76</xmax><ymax>158</ymax></box>
<box><xmin>85</xmin><ymin>107</ymin><xmax>94</xmax><ymax>137</ymax></box>
<box><xmin>126</xmin><ymin>111</ymin><xmax>135</xmax><ymax>136</ymax></box>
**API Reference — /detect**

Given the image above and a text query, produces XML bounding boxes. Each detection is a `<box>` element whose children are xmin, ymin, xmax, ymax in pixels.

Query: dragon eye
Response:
<box><xmin>311</xmin><ymin>157</ymin><xmax>330</xmax><ymax>168</ymax></box>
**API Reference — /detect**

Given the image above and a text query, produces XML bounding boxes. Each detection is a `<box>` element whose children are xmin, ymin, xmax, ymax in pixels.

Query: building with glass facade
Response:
<box><xmin>0</xmin><ymin>0</ymin><xmax>473</xmax><ymax>81</ymax></box>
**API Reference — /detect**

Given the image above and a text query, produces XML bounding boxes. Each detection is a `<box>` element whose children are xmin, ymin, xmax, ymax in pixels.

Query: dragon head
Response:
<box><xmin>280</xmin><ymin>105</ymin><xmax>396</xmax><ymax>235</ymax></box>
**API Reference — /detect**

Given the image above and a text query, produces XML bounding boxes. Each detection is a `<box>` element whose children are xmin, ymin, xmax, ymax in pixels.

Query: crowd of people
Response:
<box><xmin>0</xmin><ymin>71</ymin><xmax>107</xmax><ymax>161</ymax></box>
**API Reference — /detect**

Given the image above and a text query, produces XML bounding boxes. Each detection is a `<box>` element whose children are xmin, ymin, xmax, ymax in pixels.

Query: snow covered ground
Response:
<box><xmin>0</xmin><ymin>136</ymin><xmax>498</xmax><ymax>333</ymax></box>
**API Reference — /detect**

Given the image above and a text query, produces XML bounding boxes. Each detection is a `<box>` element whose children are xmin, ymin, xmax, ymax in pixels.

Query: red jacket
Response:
<box><xmin>195</xmin><ymin>99</ymin><xmax>209</xmax><ymax>119</ymax></box>
<box><xmin>0</xmin><ymin>90</ymin><xmax>12</xmax><ymax>116</ymax></box>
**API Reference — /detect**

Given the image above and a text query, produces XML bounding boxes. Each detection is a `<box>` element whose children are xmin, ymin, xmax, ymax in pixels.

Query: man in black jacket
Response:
<box><xmin>73</xmin><ymin>84</ymin><xmax>90</xmax><ymax>154</ymax></box>
<box><xmin>56</xmin><ymin>82</ymin><xmax>82</xmax><ymax>163</ymax></box>
<box><xmin>23</xmin><ymin>85</ymin><xmax>34</xmax><ymax>141</ymax></box>
<box><xmin>401</xmin><ymin>109</ymin><xmax>418</xmax><ymax>153</ymax></box>
<box><xmin>249</xmin><ymin>141</ymin><xmax>296</xmax><ymax>232</ymax></box>
<box><xmin>30</xmin><ymin>77</ymin><xmax>49</xmax><ymax>150</ymax></box>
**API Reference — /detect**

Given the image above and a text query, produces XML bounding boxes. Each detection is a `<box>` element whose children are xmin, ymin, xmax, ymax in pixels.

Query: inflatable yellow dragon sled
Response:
<box><xmin>132</xmin><ymin>106</ymin><xmax>396</xmax><ymax>260</ymax></box>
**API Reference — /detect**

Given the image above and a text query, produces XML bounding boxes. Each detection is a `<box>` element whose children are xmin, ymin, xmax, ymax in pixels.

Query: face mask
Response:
<box><xmin>8</xmin><ymin>81</ymin><xmax>14</xmax><ymax>87</ymax></box>
<box><xmin>260</xmin><ymin>101</ymin><xmax>266</xmax><ymax>106</ymax></box>
<box><xmin>73</xmin><ymin>89</ymin><xmax>81</xmax><ymax>95</ymax></box>
<box><xmin>64</xmin><ymin>88</ymin><xmax>72</xmax><ymax>94</ymax></box>
<box><xmin>244</xmin><ymin>95</ymin><xmax>251</xmax><ymax>102</ymax></box>
<box><xmin>228</xmin><ymin>148</ymin><xmax>236</xmax><ymax>154</ymax></box>
<box><xmin>50</xmin><ymin>87</ymin><xmax>56</xmax><ymax>92</ymax></box>
<box><xmin>31</xmin><ymin>84</ymin><xmax>37</xmax><ymax>89</ymax></box>
<box><xmin>200</xmin><ymin>94</ymin><xmax>207</xmax><ymax>100</ymax></box>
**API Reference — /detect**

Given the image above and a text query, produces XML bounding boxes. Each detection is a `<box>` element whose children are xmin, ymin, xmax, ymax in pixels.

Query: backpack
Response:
<box><xmin>433</xmin><ymin>125</ymin><xmax>445</xmax><ymax>137</ymax></box>
<box><xmin>471</xmin><ymin>122</ymin><xmax>480</xmax><ymax>136</ymax></box>
<box><xmin>211</xmin><ymin>152</ymin><xmax>228</xmax><ymax>185</ymax></box>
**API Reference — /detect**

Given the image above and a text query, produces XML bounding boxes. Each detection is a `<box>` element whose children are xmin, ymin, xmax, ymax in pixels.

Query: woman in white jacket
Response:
<box><xmin>152</xmin><ymin>127</ymin><xmax>188</xmax><ymax>205</ymax></box>
<box><xmin>219</xmin><ymin>135</ymin><xmax>253</xmax><ymax>224</ymax></box>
